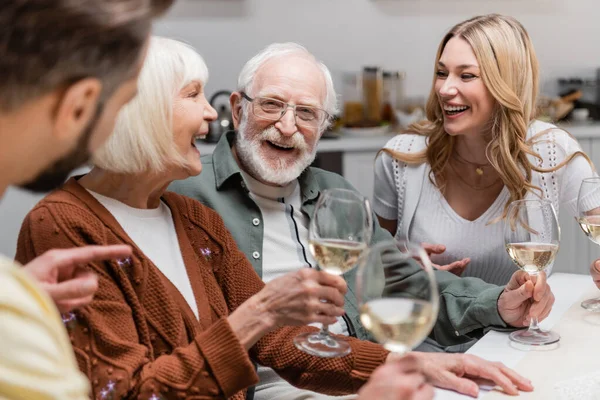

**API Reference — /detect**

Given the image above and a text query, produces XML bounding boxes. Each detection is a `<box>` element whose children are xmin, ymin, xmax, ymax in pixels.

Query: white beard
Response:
<box><xmin>236</xmin><ymin>116</ymin><xmax>318</xmax><ymax>186</ymax></box>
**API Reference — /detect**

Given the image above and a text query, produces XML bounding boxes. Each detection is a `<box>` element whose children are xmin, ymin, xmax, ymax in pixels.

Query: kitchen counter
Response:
<box><xmin>557</xmin><ymin>121</ymin><xmax>600</xmax><ymax>138</ymax></box>
<box><xmin>195</xmin><ymin>133</ymin><xmax>394</xmax><ymax>155</ymax></box>
<box><xmin>195</xmin><ymin>121</ymin><xmax>600</xmax><ymax>155</ymax></box>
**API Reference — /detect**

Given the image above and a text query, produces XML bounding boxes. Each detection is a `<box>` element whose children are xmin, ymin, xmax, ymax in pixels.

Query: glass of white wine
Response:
<box><xmin>294</xmin><ymin>188</ymin><xmax>373</xmax><ymax>358</ymax></box>
<box><xmin>355</xmin><ymin>240</ymin><xmax>439</xmax><ymax>355</ymax></box>
<box><xmin>504</xmin><ymin>199</ymin><xmax>560</xmax><ymax>346</ymax></box>
<box><xmin>577</xmin><ymin>176</ymin><xmax>600</xmax><ymax>311</ymax></box>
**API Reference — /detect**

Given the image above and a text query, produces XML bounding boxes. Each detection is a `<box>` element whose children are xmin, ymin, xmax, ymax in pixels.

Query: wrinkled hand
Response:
<box><xmin>498</xmin><ymin>271</ymin><xmax>554</xmax><ymax>327</ymax></box>
<box><xmin>22</xmin><ymin>245</ymin><xmax>132</xmax><ymax>313</ymax></box>
<box><xmin>591</xmin><ymin>259</ymin><xmax>600</xmax><ymax>290</ymax></box>
<box><xmin>422</xmin><ymin>243</ymin><xmax>470</xmax><ymax>276</ymax></box>
<box><xmin>396</xmin><ymin>352</ymin><xmax>533</xmax><ymax>397</ymax></box>
<box><xmin>358</xmin><ymin>354</ymin><xmax>433</xmax><ymax>400</ymax></box>
<box><xmin>255</xmin><ymin>269</ymin><xmax>347</xmax><ymax>328</ymax></box>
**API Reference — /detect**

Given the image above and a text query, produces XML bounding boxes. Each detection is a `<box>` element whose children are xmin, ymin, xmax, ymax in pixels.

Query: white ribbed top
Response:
<box><xmin>409</xmin><ymin>175</ymin><xmax>517</xmax><ymax>284</ymax></box>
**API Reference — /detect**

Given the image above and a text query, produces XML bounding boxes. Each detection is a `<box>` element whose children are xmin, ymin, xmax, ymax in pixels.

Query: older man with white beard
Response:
<box><xmin>170</xmin><ymin>43</ymin><xmax>548</xmax><ymax>400</ymax></box>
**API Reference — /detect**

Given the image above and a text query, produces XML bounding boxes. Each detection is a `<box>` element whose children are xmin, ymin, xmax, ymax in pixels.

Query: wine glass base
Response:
<box><xmin>509</xmin><ymin>328</ymin><xmax>560</xmax><ymax>346</ymax></box>
<box><xmin>293</xmin><ymin>332</ymin><xmax>351</xmax><ymax>358</ymax></box>
<box><xmin>581</xmin><ymin>298</ymin><xmax>600</xmax><ymax>312</ymax></box>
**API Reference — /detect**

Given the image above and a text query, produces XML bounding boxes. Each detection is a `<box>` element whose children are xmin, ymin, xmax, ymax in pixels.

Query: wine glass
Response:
<box><xmin>293</xmin><ymin>188</ymin><xmax>373</xmax><ymax>358</ymax></box>
<box><xmin>355</xmin><ymin>240</ymin><xmax>439</xmax><ymax>356</ymax></box>
<box><xmin>577</xmin><ymin>176</ymin><xmax>600</xmax><ymax>311</ymax></box>
<box><xmin>504</xmin><ymin>199</ymin><xmax>560</xmax><ymax>346</ymax></box>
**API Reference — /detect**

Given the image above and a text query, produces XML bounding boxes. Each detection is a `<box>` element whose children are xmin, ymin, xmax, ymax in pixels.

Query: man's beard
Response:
<box><xmin>235</xmin><ymin>116</ymin><xmax>318</xmax><ymax>186</ymax></box>
<box><xmin>19</xmin><ymin>103</ymin><xmax>104</xmax><ymax>193</ymax></box>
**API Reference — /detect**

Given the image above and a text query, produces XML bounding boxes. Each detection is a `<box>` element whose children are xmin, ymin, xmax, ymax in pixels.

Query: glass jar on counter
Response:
<box><xmin>341</xmin><ymin>72</ymin><xmax>364</xmax><ymax>127</ymax></box>
<box><xmin>382</xmin><ymin>71</ymin><xmax>406</xmax><ymax>124</ymax></box>
<box><xmin>362</xmin><ymin>66</ymin><xmax>383</xmax><ymax>126</ymax></box>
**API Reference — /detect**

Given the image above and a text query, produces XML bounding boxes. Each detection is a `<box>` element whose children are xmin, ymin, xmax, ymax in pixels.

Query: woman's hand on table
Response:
<box><xmin>421</xmin><ymin>243</ymin><xmax>470</xmax><ymax>276</ymax></box>
<box><xmin>591</xmin><ymin>259</ymin><xmax>600</xmax><ymax>289</ymax></box>
<box><xmin>498</xmin><ymin>271</ymin><xmax>555</xmax><ymax>327</ymax></box>
<box><xmin>358</xmin><ymin>354</ymin><xmax>433</xmax><ymax>400</ymax></box>
<box><xmin>389</xmin><ymin>352</ymin><xmax>534</xmax><ymax>398</ymax></box>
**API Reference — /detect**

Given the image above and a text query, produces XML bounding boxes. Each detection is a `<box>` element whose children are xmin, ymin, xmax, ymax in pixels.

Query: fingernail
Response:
<box><xmin>83</xmin><ymin>280</ymin><xmax>97</xmax><ymax>291</ymax></box>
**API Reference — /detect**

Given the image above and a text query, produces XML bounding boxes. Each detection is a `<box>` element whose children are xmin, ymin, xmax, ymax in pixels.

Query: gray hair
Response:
<box><xmin>93</xmin><ymin>36</ymin><xmax>209</xmax><ymax>174</ymax></box>
<box><xmin>237</xmin><ymin>42</ymin><xmax>339</xmax><ymax>124</ymax></box>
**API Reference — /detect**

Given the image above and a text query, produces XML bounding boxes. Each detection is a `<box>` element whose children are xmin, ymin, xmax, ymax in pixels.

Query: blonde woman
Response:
<box><xmin>374</xmin><ymin>14</ymin><xmax>595</xmax><ymax>286</ymax></box>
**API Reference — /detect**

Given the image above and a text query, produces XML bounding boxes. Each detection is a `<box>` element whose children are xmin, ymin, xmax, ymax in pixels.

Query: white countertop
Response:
<box><xmin>435</xmin><ymin>272</ymin><xmax>598</xmax><ymax>400</ymax></box>
<box><xmin>195</xmin><ymin>122</ymin><xmax>600</xmax><ymax>156</ymax></box>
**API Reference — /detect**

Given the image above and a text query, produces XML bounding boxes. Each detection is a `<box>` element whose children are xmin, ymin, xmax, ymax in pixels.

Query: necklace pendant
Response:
<box><xmin>476</xmin><ymin>167</ymin><xmax>484</xmax><ymax>176</ymax></box>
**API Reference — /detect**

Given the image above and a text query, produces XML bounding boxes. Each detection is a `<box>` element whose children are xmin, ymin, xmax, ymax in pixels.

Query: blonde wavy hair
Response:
<box><xmin>384</xmin><ymin>14</ymin><xmax>592</xmax><ymax>219</ymax></box>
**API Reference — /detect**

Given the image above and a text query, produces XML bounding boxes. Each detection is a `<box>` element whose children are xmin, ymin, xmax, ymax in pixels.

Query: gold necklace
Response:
<box><xmin>453</xmin><ymin>151</ymin><xmax>491</xmax><ymax>176</ymax></box>
<box><xmin>448</xmin><ymin>161</ymin><xmax>502</xmax><ymax>191</ymax></box>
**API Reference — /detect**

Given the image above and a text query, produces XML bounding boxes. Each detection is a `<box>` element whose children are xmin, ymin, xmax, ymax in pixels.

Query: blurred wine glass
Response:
<box><xmin>577</xmin><ymin>176</ymin><xmax>600</xmax><ymax>311</ymax></box>
<box><xmin>356</xmin><ymin>240</ymin><xmax>438</xmax><ymax>355</ymax></box>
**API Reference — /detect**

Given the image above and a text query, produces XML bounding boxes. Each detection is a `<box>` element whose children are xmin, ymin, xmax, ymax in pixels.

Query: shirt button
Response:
<box><xmin>252</xmin><ymin>218</ymin><xmax>260</xmax><ymax>226</ymax></box>
<box><xmin>252</xmin><ymin>251</ymin><xmax>260</xmax><ymax>259</ymax></box>
<box><xmin>455</xmin><ymin>330</ymin><xmax>460</xmax><ymax>337</ymax></box>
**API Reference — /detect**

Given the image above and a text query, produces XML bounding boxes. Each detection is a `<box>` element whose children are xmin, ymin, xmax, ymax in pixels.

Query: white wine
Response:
<box><xmin>577</xmin><ymin>217</ymin><xmax>600</xmax><ymax>245</ymax></box>
<box><xmin>359</xmin><ymin>298</ymin><xmax>433</xmax><ymax>354</ymax></box>
<box><xmin>505</xmin><ymin>242</ymin><xmax>559</xmax><ymax>274</ymax></box>
<box><xmin>309</xmin><ymin>239</ymin><xmax>367</xmax><ymax>275</ymax></box>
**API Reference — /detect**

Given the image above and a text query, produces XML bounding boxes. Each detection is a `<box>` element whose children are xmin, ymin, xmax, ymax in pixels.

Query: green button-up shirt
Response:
<box><xmin>170</xmin><ymin>132</ymin><xmax>508</xmax><ymax>349</ymax></box>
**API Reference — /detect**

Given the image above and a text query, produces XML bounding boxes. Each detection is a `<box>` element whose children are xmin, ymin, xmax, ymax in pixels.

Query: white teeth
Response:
<box><xmin>193</xmin><ymin>134</ymin><xmax>206</xmax><ymax>140</ymax></box>
<box><xmin>444</xmin><ymin>105</ymin><xmax>469</xmax><ymax>112</ymax></box>
<box><xmin>270</xmin><ymin>141</ymin><xmax>293</xmax><ymax>149</ymax></box>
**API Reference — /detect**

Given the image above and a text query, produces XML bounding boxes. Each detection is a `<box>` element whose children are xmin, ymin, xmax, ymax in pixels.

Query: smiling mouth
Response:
<box><xmin>191</xmin><ymin>133</ymin><xmax>206</xmax><ymax>147</ymax></box>
<box><xmin>266</xmin><ymin>140</ymin><xmax>295</xmax><ymax>151</ymax></box>
<box><xmin>444</xmin><ymin>105</ymin><xmax>470</xmax><ymax>116</ymax></box>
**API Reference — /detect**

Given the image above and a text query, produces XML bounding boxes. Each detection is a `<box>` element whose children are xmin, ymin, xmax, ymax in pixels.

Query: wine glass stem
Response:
<box><xmin>528</xmin><ymin>315</ymin><xmax>541</xmax><ymax>332</ymax></box>
<box><xmin>527</xmin><ymin>273</ymin><xmax>542</xmax><ymax>333</ymax></box>
<box><xmin>319</xmin><ymin>323</ymin><xmax>331</xmax><ymax>336</ymax></box>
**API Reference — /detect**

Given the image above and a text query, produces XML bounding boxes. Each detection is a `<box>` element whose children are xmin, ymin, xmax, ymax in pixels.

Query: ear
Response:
<box><xmin>230</xmin><ymin>91</ymin><xmax>243</xmax><ymax>129</ymax></box>
<box><xmin>52</xmin><ymin>78</ymin><xmax>102</xmax><ymax>143</ymax></box>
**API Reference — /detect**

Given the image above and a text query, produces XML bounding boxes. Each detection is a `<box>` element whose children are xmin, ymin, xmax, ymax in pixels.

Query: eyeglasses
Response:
<box><xmin>241</xmin><ymin>92</ymin><xmax>329</xmax><ymax>130</ymax></box>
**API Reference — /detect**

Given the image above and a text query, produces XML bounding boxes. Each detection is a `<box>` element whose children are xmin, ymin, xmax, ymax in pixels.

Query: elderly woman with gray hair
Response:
<box><xmin>14</xmin><ymin>36</ymin><xmax>436</xmax><ymax>400</ymax></box>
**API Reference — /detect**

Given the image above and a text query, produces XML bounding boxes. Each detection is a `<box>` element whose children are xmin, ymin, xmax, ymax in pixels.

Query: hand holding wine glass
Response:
<box><xmin>356</xmin><ymin>240</ymin><xmax>439</xmax><ymax>356</ymax></box>
<box><xmin>577</xmin><ymin>176</ymin><xmax>600</xmax><ymax>311</ymax></box>
<box><xmin>293</xmin><ymin>188</ymin><xmax>373</xmax><ymax>358</ymax></box>
<box><xmin>504</xmin><ymin>199</ymin><xmax>560</xmax><ymax>346</ymax></box>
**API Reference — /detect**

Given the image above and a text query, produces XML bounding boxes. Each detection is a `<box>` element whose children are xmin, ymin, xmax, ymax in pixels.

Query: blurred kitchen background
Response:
<box><xmin>2</xmin><ymin>0</ymin><xmax>600</xmax><ymax>272</ymax></box>
<box><xmin>155</xmin><ymin>0</ymin><xmax>600</xmax><ymax>119</ymax></box>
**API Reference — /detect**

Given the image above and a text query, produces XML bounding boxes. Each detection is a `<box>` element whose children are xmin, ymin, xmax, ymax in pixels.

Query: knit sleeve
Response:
<box><xmin>15</xmin><ymin>203</ymin><xmax>257</xmax><ymax>399</ymax></box>
<box><xmin>560</xmin><ymin>153</ymin><xmax>597</xmax><ymax>216</ymax></box>
<box><xmin>214</xmin><ymin>219</ymin><xmax>389</xmax><ymax>395</ymax></box>
<box><xmin>556</xmin><ymin>132</ymin><xmax>598</xmax><ymax>217</ymax></box>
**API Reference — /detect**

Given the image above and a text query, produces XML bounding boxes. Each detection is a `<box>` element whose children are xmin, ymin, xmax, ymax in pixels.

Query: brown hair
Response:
<box><xmin>0</xmin><ymin>0</ymin><xmax>174</xmax><ymax>111</ymax></box>
<box><xmin>384</xmin><ymin>14</ymin><xmax>593</xmax><ymax>220</ymax></box>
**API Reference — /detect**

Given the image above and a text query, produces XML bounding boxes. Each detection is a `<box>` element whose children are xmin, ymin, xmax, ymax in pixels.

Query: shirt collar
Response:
<box><xmin>212</xmin><ymin>131</ymin><xmax>244</xmax><ymax>190</ymax></box>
